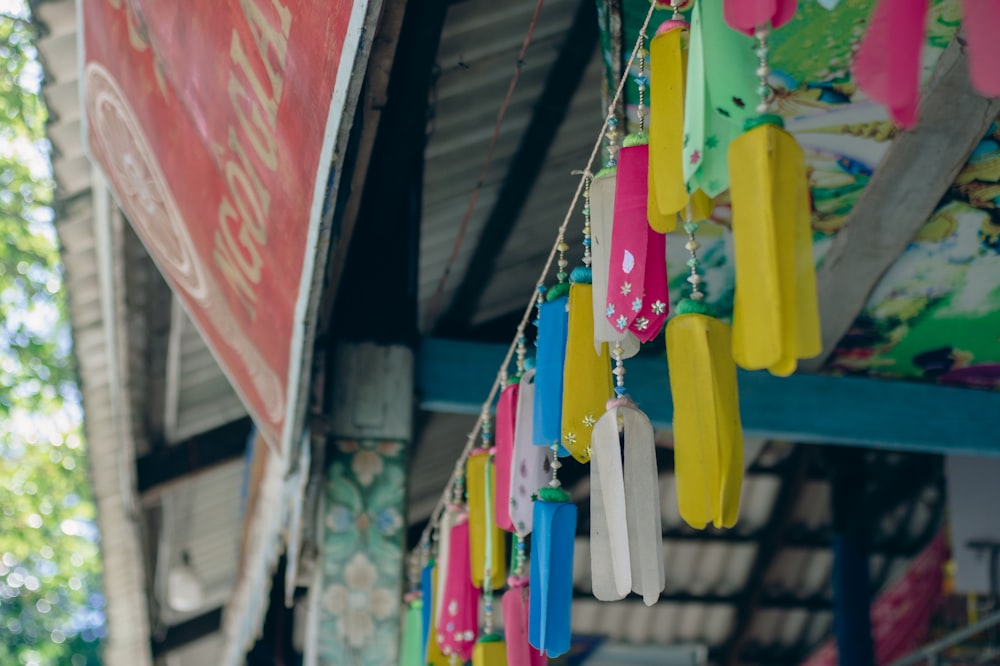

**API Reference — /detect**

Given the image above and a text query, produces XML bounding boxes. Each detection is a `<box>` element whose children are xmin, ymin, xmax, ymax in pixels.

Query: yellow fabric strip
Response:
<box><xmin>792</xmin><ymin>149</ymin><xmax>822</xmax><ymax>364</ymax></box>
<box><xmin>649</xmin><ymin>26</ymin><xmax>689</xmax><ymax>231</ymax></box>
<box><xmin>667</xmin><ymin>313</ymin><xmax>721</xmax><ymax>529</ymax></box>
<box><xmin>705</xmin><ymin>317</ymin><xmax>744</xmax><ymax>528</ymax></box>
<box><xmin>472</xmin><ymin>639</ymin><xmax>508</xmax><ymax>666</ymax></box>
<box><xmin>562</xmin><ymin>283</ymin><xmax>613</xmax><ymax>463</ymax></box>
<box><xmin>427</xmin><ymin>566</ymin><xmax>449</xmax><ymax>665</ymax></box>
<box><xmin>729</xmin><ymin>123</ymin><xmax>820</xmax><ymax>375</ymax></box>
<box><xmin>729</xmin><ymin>123</ymin><xmax>795</xmax><ymax>372</ymax></box>
<box><xmin>686</xmin><ymin>189</ymin><xmax>715</xmax><ymax>223</ymax></box>
<box><xmin>467</xmin><ymin>452</ymin><xmax>507</xmax><ymax>590</ymax></box>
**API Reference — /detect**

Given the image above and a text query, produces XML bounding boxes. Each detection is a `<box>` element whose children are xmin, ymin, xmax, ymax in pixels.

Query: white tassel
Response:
<box><xmin>510</xmin><ymin>369</ymin><xmax>551</xmax><ymax>535</ymax></box>
<box><xmin>590</xmin><ymin>410</ymin><xmax>631</xmax><ymax>600</ymax></box>
<box><xmin>588</xmin><ymin>401</ymin><xmax>664</xmax><ymax>606</ymax></box>
<box><xmin>622</xmin><ymin>407</ymin><xmax>664</xmax><ymax>606</ymax></box>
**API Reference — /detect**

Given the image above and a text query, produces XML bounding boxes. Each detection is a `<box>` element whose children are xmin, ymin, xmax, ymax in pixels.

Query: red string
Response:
<box><xmin>426</xmin><ymin>0</ymin><xmax>547</xmax><ymax>327</ymax></box>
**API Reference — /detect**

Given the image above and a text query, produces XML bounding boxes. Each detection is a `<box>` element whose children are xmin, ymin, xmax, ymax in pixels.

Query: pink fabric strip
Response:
<box><xmin>963</xmin><ymin>0</ymin><xmax>1000</xmax><ymax>97</ymax></box>
<box><xmin>628</xmin><ymin>227</ymin><xmax>668</xmax><ymax>342</ymax></box>
<box><xmin>853</xmin><ymin>0</ymin><xmax>928</xmax><ymax>128</ymax></box>
<box><xmin>494</xmin><ymin>383</ymin><xmax>518</xmax><ymax>532</ymax></box>
<box><xmin>437</xmin><ymin>518</ymin><xmax>480</xmax><ymax>662</ymax></box>
<box><xmin>723</xmin><ymin>0</ymin><xmax>797</xmax><ymax>34</ymax></box>
<box><xmin>503</xmin><ymin>579</ymin><xmax>546</xmax><ymax>666</ymax></box>
<box><xmin>607</xmin><ymin>143</ymin><xmax>651</xmax><ymax>335</ymax></box>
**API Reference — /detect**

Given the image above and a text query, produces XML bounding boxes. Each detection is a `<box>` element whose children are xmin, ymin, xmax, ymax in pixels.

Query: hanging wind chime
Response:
<box><xmin>507</xmin><ymin>340</ymin><xmax>551</xmax><ymax>536</ymax></box>
<box><xmin>528</xmin><ymin>444</ymin><xmax>575</xmax><ymax>659</ymax></box>
<box><xmin>725</xmin><ymin>3</ymin><xmax>821</xmax><ymax>377</ymax></box>
<box><xmin>468</xmin><ymin>416</ymin><xmax>507</xmax><ymax>665</ymax></box>
<box><xmin>401</xmin><ymin>551</ymin><xmax>426</xmax><ymax>666</ymax></box>
<box><xmin>588</xmin><ymin>157</ymin><xmax>665</xmax><ymax>603</ymax></box>
<box><xmin>436</xmin><ymin>468</ymin><xmax>479</xmax><ymax>664</ymax></box>
<box><xmin>590</xmin><ymin>121</ymin><xmax>641</xmax><ymax>361</ymax></box>
<box><xmin>421</xmin><ymin>538</ymin><xmax>449</xmax><ymax>665</ymax></box>
<box><xmin>666</xmin><ymin>210</ymin><xmax>745</xmax><ymax>529</ymax></box>
<box><xmin>561</xmin><ymin>224</ymin><xmax>614</xmax><ymax>464</ymax></box>
<box><xmin>528</xmin><ymin>247</ymin><xmax>578</xmax><ymax>657</ymax></box>
<box><xmin>495</xmin><ymin>337</ymin><xmax>549</xmax><ymax>666</ymax></box>
<box><xmin>604</xmin><ymin>39</ymin><xmax>670</xmax><ymax>348</ymax></box>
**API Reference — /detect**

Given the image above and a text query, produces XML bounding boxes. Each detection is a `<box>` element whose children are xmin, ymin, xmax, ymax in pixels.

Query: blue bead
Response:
<box><xmin>614</xmin><ymin>386</ymin><xmax>627</xmax><ymax>397</ymax></box>
<box><xmin>634</xmin><ymin>76</ymin><xmax>648</xmax><ymax>87</ymax></box>
<box><xmin>537</xmin><ymin>285</ymin><xmax>547</xmax><ymax>293</ymax></box>
<box><xmin>608</xmin><ymin>117</ymin><xmax>618</xmax><ymax>127</ymax></box>
<box><xmin>582</xmin><ymin>238</ymin><xmax>591</xmax><ymax>246</ymax></box>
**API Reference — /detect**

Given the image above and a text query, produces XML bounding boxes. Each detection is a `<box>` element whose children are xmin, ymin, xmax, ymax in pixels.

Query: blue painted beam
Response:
<box><xmin>417</xmin><ymin>337</ymin><xmax>1000</xmax><ymax>457</ymax></box>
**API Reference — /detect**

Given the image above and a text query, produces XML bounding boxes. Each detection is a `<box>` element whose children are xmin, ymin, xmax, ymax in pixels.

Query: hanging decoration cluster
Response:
<box><xmin>405</xmin><ymin>0</ymin><xmax>842</xmax><ymax>658</ymax></box>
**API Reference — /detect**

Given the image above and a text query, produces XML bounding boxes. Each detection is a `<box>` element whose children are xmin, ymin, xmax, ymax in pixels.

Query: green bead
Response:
<box><xmin>557</xmin><ymin>271</ymin><xmax>568</xmax><ymax>281</ymax></box>
<box><xmin>686</xmin><ymin>257</ymin><xmax>699</xmax><ymax>268</ymax></box>
<box><xmin>683</xmin><ymin>221</ymin><xmax>700</xmax><ymax>234</ymax></box>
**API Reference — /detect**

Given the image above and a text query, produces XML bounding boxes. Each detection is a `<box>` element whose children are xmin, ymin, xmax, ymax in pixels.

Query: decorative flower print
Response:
<box><xmin>352</xmin><ymin>450</ymin><xmax>384</xmax><ymax>487</ymax></box>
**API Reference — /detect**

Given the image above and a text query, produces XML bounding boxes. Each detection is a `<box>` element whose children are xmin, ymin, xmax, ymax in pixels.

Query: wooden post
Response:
<box><xmin>307</xmin><ymin>342</ymin><xmax>414</xmax><ymax>666</ymax></box>
<box><xmin>303</xmin><ymin>0</ymin><xmax>446</xmax><ymax>659</ymax></box>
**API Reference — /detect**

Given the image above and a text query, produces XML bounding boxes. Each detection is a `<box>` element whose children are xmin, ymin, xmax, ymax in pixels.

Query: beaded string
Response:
<box><xmin>582</xmin><ymin>177</ymin><xmax>593</xmax><ymax>269</ymax></box>
<box><xmin>753</xmin><ymin>25</ymin><xmax>773</xmax><ymax>114</ymax></box>
<box><xmin>683</xmin><ymin>218</ymin><xmax>705</xmax><ymax>302</ymax></box>
<box><xmin>636</xmin><ymin>34</ymin><xmax>649</xmax><ymax>132</ymax></box>
<box><xmin>556</xmin><ymin>232</ymin><xmax>569</xmax><ymax>285</ymax></box>
<box><xmin>603</xmin><ymin>117</ymin><xmax>620</xmax><ymax>172</ymax></box>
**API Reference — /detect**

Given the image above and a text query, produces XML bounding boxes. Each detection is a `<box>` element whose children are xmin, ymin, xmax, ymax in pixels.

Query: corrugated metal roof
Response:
<box><xmin>419</xmin><ymin>0</ymin><xmax>599</xmax><ymax>330</ymax></box>
<box><xmin>154</xmin><ymin>460</ymin><xmax>244</xmax><ymax>628</ymax></box>
<box><xmin>165</xmin><ymin>304</ymin><xmax>246</xmax><ymax>444</ymax></box>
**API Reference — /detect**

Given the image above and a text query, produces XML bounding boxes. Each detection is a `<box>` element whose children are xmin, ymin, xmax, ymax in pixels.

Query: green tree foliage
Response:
<box><xmin>0</xmin><ymin>3</ymin><xmax>105</xmax><ymax>664</ymax></box>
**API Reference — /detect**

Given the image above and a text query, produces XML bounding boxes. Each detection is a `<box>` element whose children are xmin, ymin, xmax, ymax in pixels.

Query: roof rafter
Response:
<box><xmin>136</xmin><ymin>417</ymin><xmax>253</xmax><ymax>499</ymax></box>
<box><xmin>722</xmin><ymin>448</ymin><xmax>812</xmax><ymax>666</ymax></box>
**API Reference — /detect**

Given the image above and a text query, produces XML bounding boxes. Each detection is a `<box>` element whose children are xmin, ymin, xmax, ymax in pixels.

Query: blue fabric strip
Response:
<box><xmin>533</xmin><ymin>296</ymin><xmax>569</xmax><ymax>455</ymax></box>
<box><xmin>421</xmin><ymin>562</ymin><xmax>434</xmax><ymax>658</ymax></box>
<box><xmin>528</xmin><ymin>499</ymin><xmax>577</xmax><ymax>658</ymax></box>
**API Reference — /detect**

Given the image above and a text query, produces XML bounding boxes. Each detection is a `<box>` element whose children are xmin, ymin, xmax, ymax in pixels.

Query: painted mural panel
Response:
<box><xmin>603</xmin><ymin>0</ymin><xmax>1000</xmax><ymax>390</ymax></box>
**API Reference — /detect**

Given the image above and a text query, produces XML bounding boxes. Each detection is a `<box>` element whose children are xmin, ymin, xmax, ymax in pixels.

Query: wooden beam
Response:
<box><xmin>136</xmin><ymin>418</ymin><xmax>252</xmax><ymax>498</ymax></box>
<box><xmin>433</xmin><ymin>0</ymin><xmax>599</xmax><ymax>335</ymax></box>
<box><xmin>723</xmin><ymin>449</ymin><xmax>811</xmax><ymax>666</ymax></box>
<box><xmin>801</xmin><ymin>38</ymin><xmax>1000</xmax><ymax>371</ymax></box>
<box><xmin>315</xmin><ymin>0</ymin><xmax>414</xmax><ymax>338</ymax></box>
<box><xmin>150</xmin><ymin>608</ymin><xmax>222</xmax><ymax>658</ymax></box>
<box><xmin>418</xmin><ymin>337</ymin><xmax>1000</xmax><ymax>456</ymax></box>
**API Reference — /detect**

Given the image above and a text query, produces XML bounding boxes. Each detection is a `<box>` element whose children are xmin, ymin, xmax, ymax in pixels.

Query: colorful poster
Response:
<box><xmin>81</xmin><ymin>0</ymin><xmax>373</xmax><ymax>453</ymax></box>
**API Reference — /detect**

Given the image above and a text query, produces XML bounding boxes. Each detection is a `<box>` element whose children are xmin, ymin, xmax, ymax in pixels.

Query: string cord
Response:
<box><xmin>418</xmin><ymin>0</ymin><xmax>660</xmax><ymax>549</ymax></box>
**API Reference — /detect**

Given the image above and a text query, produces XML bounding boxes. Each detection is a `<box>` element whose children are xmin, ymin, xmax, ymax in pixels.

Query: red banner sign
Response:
<box><xmin>82</xmin><ymin>0</ymin><xmax>371</xmax><ymax>452</ymax></box>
